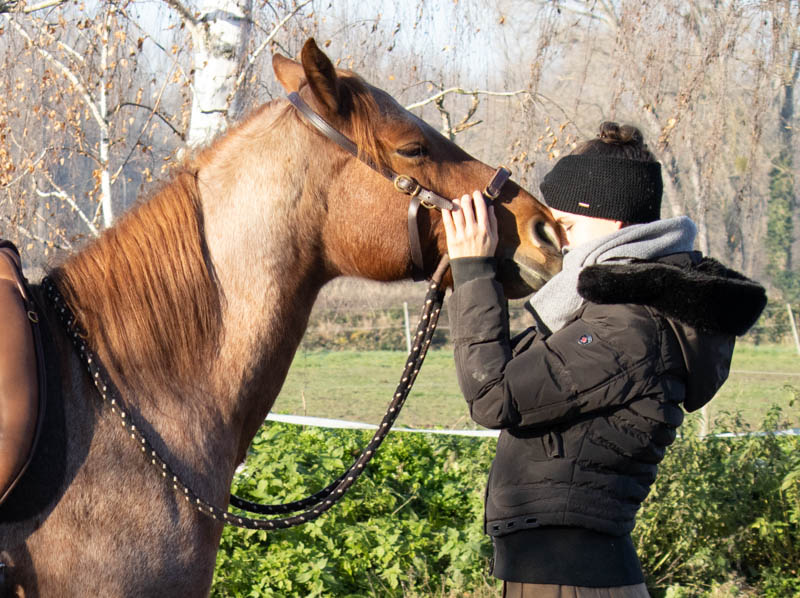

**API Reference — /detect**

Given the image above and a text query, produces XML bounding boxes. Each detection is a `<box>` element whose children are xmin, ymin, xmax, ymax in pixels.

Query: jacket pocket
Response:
<box><xmin>545</xmin><ymin>430</ymin><xmax>564</xmax><ymax>458</ymax></box>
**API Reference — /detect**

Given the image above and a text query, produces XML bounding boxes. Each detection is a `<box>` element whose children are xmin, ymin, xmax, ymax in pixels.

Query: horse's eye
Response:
<box><xmin>396</xmin><ymin>143</ymin><xmax>428</xmax><ymax>159</ymax></box>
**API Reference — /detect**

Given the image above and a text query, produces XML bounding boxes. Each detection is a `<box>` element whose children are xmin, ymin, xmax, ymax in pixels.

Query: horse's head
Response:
<box><xmin>273</xmin><ymin>39</ymin><xmax>562</xmax><ymax>298</ymax></box>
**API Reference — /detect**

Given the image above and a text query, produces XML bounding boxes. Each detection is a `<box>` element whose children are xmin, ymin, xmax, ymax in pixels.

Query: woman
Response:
<box><xmin>441</xmin><ymin>123</ymin><xmax>766</xmax><ymax>597</ymax></box>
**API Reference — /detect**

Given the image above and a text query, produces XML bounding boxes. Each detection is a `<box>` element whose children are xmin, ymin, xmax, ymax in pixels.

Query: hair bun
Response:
<box><xmin>598</xmin><ymin>121</ymin><xmax>644</xmax><ymax>147</ymax></box>
<box><xmin>570</xmin><ymin>121</ymin><xmax>655</xmax><ymax>162</ymax></box>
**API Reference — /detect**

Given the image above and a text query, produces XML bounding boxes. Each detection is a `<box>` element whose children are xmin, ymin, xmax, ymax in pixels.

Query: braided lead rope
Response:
<box><xmin>230</xmin><ymin>274</ymin><xmax>445</xmax><ymax>515</ymax></box>
<box><xmin>43</xmin><ymin>263</ymin><xmax>447</xmax><ymax>530</ymax></box>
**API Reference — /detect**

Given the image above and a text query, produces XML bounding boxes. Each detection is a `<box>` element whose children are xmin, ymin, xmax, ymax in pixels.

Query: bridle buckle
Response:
<box><xmin>483</xmin><ymin>165</ymin><xmax>511</xmax><ymax>201</ymax></box>
<box><xmin>394</xmin><ymin>174</ymin><xmax>421</xmax><ymax>198</ymax></box>
<box><xmin>419</xmin><ymin>198</ymin><xmax>436</xmax><ymax>209</ymax></box>
<box><xmin>483</xmin><ymin>186</ymin><xmax>502</xmax><ymax>201</ymax></box>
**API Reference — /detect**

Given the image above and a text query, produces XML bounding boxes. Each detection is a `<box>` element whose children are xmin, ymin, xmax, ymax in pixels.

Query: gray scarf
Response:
<box><xmin>527</xmin><ymin>216</ymin><xmax>697</xmax><ymax>334</ymax></box>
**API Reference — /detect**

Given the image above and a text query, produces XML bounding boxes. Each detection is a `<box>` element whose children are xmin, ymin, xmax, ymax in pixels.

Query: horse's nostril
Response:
<box><xmin>532</xmin><ymin>220</ymin><xmax>561</xmax><ymax>251</ymax></box>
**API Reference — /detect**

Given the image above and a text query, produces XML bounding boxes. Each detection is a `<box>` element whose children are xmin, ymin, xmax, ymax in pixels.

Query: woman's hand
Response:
<box><xmin>441</xmin><ymin>190</ymin><xmax>498</xmax><ymax>259</ymax></box>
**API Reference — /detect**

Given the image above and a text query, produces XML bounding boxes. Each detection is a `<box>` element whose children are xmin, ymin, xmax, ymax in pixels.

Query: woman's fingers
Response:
<box><xmin>441</xmin><ymin>204</ymin><xmax>455</xmax><ymax>238</ymax></box>
<box><xmin>459</xmin><ymin>193</ymin><xmax>475</xmax><ymax>233</ymax></box>
<box><xmin>450</xmin><ymin>197</ymin><xmax>465</xmax><ymax>233</ymax></box>
<box><xmin>473</xmin><ymin>190</ymin><xmax>489</xmax><ymax>230</ymax></box>
<box><xmin>443</xmin><ymin>198</ymin><xmax>466</xmax><ymax>259</ymax></box>
<box><xmin>488</xmin><ymin>204</ymin><xmax>498</xmax><ymax>241</ymax></box>
<box><xmin>442</xmin><ymin>191</ymin><xmax>498</xmax><ymax>259</ymax></box>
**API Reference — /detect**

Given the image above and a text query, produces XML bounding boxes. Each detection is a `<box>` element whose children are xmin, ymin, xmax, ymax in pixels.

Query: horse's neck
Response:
<box><xmin>194</xmin><ymin>105</ymin><xmax>331</xmax><ymax>458</ymax></box>
<box><xmin>56</xmin><ymin>103</ymin><xmax>332</xmax><ymax>473</ymax></box>
<box><xmin>209</xmin><ymin>244</ymin><xmax>326</xmax><ymax>458</ymax></box>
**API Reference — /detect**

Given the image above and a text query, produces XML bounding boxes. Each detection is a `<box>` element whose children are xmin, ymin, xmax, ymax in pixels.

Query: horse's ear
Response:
<box><xmin>300</xmin><ymin>38</ymin><xmax>340</xmax><ymax>114</ymax></box>
<box><xmin>272</xmin><ymin>53</ymin><xmax>305</xmax><ymax>94</ymax></box>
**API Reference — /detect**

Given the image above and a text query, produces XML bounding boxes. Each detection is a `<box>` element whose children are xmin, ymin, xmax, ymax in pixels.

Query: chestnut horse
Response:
<box><xmin>0</xmin><ymin>39</ymin><xmax>561</xmax><ymax>597</ymax></box>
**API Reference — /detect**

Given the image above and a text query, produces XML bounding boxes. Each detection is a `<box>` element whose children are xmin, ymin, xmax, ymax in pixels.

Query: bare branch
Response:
<box><xmin>0</xmin><ymin>0</ymin><xmax>67</xmax><ymax>14</ymax></box>
<box><xmin>33</xmin><ymin>209</ymin><xmax>75</xmax><ymax>250</ymax></box>
<box><xmin>36</xmin><ymin>173</ymin><xmax>100</xmax><ymax>237</ymax></box>
<box><xmin>524</xmin><ymin>0</ymin><xmax>617</xmax><ymax>28</ymax></box>
<box><xmin>114</xmin><ymin>102</ymin><xmax>185</xmax><ymax>140</ymax></box>
<box><xmin>22</xmin><ymin>0</ymin><xmax>66</xmax><ymax>13</ymax></box>
<box><xmin>454</xmin><ymin>93</ymin><xmax>481</xmax><ymax>131</ymax></box>
<box><xmin>433</xmin><ymin>95</ymin><xmax>453</xmax><ymax>139</ymax></box>
<box><xmin>1</xmin><ymin>215</ymin><xmax>72</xmax><ymax>251</ymax></box>
<box><xmin>595</xmin><ymin>0</ymin><xmax>620</xmax><ymax>28</ymax></box>
<box><xmin>405</xmin><ymin>87</ymin><xmax>529</xmax><ymax>111</ymax></box>
<box><xmin>91</xmin><ymin>197</ymin><xmax>102</xmax><ymax>228</ymax></box>
<box><xmin>57</xmin><ymin>39</ymin><xmax>86</xmax><ymax>65</ymax></box>
<box><xmin>433</xmin><ymin>92</ymin><xmax>483</xmax><ymax>140</ymax></box>
<box><xmin>6</xmin><ymin>17</ymin><xmax>107</xmax><ymax>136</ymax></box>
<box><xmin>115</xmin><ymin>61</ymin><xmax>181</xmax><ymax>175</ymax></box>
<box><xmin>407</xmin><ymin>84</ymin><xmax>585</xmax><ymax>139</ymax></box>
<box><xmin>453</xmin><ymin>120</ymin><xmax>483</xmax><ymax>135</ymax></box>
<box><xmin>161</xmin><ymin>0</ymin><xmax>197</xmax><ymax>28</ymax></box>
<box><xmin>117</xmin><ymin>9</ymin><xmax>192</xmax><ymax>84</ymax></box>
<box><xmin>233</xmin><ymin>0</ymin><xmax>313</xmax><ymax>93</ymax></box>
<box><xmin>0</xmin><ymin>149</ymin><xmax>47</xmax><ymax>189</ymax></box>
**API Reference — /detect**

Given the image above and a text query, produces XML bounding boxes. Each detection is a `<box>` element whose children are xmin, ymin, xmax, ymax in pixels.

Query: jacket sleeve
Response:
<box><xmin>449</xmin><ymin>258</ymin><xmax>662</xmax><ymax>430</ymax></box>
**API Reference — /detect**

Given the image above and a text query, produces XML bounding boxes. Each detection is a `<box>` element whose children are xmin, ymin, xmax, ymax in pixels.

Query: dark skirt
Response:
<box><xmin>492</xmin><ymin>527</ymin><xmax>645</xmax><ymax>587</ymax></box>
<box><xmin>503</xmin><ymin>581</ymin><xmax>650</xmax><ymax>598</ymax></box>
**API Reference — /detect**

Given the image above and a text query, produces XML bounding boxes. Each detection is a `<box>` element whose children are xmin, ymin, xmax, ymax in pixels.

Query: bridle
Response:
<box><xmin>43</xmin><ymin>93</ymin><xmax>514</xmax><ymax>532</ymax></box>
<box><xmin>287</xmin><ymin>91</ymin><xmax>511</xmax><ymax>281</ymax></box>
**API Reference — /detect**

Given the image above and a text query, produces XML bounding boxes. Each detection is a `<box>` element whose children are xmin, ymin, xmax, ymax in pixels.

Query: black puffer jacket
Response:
<box><xmin>448</xmin><ymin>252</ymin><xmax>766</xmax><ymax>537</ymax></box>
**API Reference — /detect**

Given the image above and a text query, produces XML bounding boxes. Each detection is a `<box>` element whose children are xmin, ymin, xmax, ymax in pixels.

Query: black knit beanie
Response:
<box><xmin>539</xmin><ymin>154</ymin><xmax>663</xmax><ymax>223</ymax></box>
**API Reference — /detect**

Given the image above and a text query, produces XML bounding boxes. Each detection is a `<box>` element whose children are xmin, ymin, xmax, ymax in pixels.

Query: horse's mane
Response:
<box><xmin>50</xmin><ymin>76</ymin><xmax>383</xmax><ymax>395</ymax></box>
<box><xmin>51</xmin><ymin>170</ymin><xmax>222</xmax><ymax>395</ymax></box>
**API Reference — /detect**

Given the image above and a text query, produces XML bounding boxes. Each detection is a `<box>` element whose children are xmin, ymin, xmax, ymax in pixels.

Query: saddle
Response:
<box><xmin>0</xmin><ymin>240</ymin><xmax>46</xmax><ymax>506</ymax></box>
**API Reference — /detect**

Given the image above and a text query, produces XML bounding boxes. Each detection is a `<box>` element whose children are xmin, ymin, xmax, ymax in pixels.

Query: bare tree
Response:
<box><xmin>164</xmin><ymin>0</ymin><xmax>254</xmax><ymax>147</ymax></box>
<box><xmin>0</xmin><ymin>0</ymin><xmax>315</xmax><ymax>257</ymax></box>
<box><xmin>2</xmin><ymin>0</ymin><xmax>794</xmax><ymax>293</ymax></box>
<box><xmin>507</xmin><ymin>0</ymin><xmax>798</xmax><ymax>282</ymax></box>
<box><xmin>0</xmin><ymin>0</ymin><xmax>189</xmax><ymax>255</ymax></box>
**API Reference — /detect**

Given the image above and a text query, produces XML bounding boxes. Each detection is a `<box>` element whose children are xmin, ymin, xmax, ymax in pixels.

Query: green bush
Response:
<box><xmin>212</xmin><ymin>412</ymin><xmax>800</xmax><ymax>597</ymax></box>
<box><xmin>635</xmin><ymin>410</ymin><xmax>800</xmax><ymax>597</ymax></box>
<box><xmin>743</xmin><ymin>301</ymin><xmax>799</xmax><ymax>346</ymax></box>
<box><xmin>212</xmin><ymin>425</ymin><xmax>496</xmax><ymax>597</ymax></box>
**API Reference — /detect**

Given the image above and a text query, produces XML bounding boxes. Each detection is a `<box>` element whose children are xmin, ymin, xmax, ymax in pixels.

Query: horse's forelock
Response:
<box><xmin>338</xmin><ymin>75</ymin><xmax>391</xmax><ymax>172</ymax></box>
<box><xmin>52</xmin><ymin>170</ymin><xmax>223</xmax><ymax>397</ymax></box>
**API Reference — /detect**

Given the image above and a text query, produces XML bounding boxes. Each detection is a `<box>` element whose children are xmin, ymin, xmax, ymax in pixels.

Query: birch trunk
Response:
<box><xmin>689</xmin><ymin>156</ymin><xmax>710</xmax><ymax>256</ymax></box>
<box><xmin>186</xmin><ymin>0</ymin><xmax>253</xmax><ymax>148</ymax></box>
<box><xmin>99</xmin><ymin>11</ymin><xmax>113</xmax><ymax>227</ymax></box>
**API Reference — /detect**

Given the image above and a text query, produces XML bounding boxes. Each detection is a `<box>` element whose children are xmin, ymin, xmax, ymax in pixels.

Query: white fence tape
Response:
<box><xmin>266</xmin><ymin>413</ymin><xmax>500</xmax><ymax>437</ymax></box>
<box><xmin>265</xmin><ymin>413</ymin><xmax>799</xmax><ymax>438</ymax></box>
<box><xmin>711</xmin><ymin>428</ymin><xmax>800</xmax><ymax>438</ymax></box>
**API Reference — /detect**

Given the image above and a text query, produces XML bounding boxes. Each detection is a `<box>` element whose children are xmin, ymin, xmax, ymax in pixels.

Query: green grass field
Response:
<box><xmin>272</xmin><ymin>344</ymin><xmax>800</xmax><ymax>432</ymax></box>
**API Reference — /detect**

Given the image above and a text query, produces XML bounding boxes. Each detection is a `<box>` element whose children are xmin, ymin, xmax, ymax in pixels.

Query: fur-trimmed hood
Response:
<box><xmin>577</xmin><ymin>252</ymin><xmax>766</xmax><ymax>336</ymax></box>
<box><xmin>577</xmin><ymin>252</ymin><xmax>767</xmax><ymax>412</ymax></box>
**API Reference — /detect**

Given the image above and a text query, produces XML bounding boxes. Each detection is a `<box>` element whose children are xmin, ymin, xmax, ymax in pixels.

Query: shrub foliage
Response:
<box><xmin>212</xmin><ymin>412</ymin><xmax>800</xmax><ymax>597</ymax></box>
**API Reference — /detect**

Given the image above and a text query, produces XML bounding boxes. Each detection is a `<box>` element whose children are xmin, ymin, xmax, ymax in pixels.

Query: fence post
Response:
<box><xmin>700</xmin><ymin>405</ymin><xmax>709</xmax><ymax>437</ymax></box>
<box><xmin>403</xmin><ymin>301</ymin><xmax>412</xmax><ymax>353</ymax></box>
<box><xmin>788</xmin><ymin>303</ymin><xmax>800</xmax><ymax>356</ymax></box>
